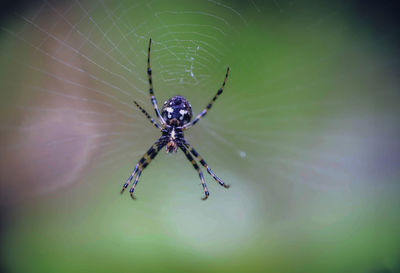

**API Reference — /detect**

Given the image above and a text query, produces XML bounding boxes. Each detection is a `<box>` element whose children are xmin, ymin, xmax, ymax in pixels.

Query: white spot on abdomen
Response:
<box><xmin>166</xmin><ymin>107</ymin><xmax>173</xmax><ymax>118</ymax></box>
<box><xmin>179</xmin><ymin>109</ymin><xmax>188</xmax><ymax>120</ymax></box>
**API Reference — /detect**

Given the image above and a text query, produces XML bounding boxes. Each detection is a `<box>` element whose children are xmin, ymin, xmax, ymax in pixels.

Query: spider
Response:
<box><xmin>121</xmin><ymin>38</ymin><xmax>230</xmax><ymax>200</ymax></box>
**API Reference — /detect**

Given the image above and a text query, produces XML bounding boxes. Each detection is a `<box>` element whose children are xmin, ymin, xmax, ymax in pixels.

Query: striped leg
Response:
<box><xmin>121</xmin><ymin>139</ymin><xmax>165</xmax><ymax>198</ymax></box>
<box><xmin>147</xmin><ymin>38</ymin><xmax>165</xmax><ymax>125</ymax></box>
<box><xmin>184</xmin><ymin>67</ymin><xmax>230</xmax><ymax>129</ymax></box>
<box><xmin>121</xmin><ymin>164</ymin><xmax>139</xmax><ymax>194</ymax></box>
<box><xmin>179</xmin><ymin>144</ymin><xmax>210</xmax><ymax>200</ymax></box>
<box><xmin>129</xmin><ymin>169</ymin><xmax>142</xmax><ymax>200</ymax></box>
<box><xmin>134</xmin><ymin>101</ymin><xmax>162</xmax><ymax>130</ymax></box>
<box><xmin>129</xmin><ymin>140</ymin><xmax>165</xmax><ymax>199</ymax></box>
<box><xmin>184</xmin><ymin>142</ymin><xmax>230</xmax><ymax>188</ymax></box>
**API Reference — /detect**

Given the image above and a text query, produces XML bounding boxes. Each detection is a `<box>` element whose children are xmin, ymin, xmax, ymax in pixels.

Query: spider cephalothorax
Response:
<box><xmin>162</xmin><ymin>125</ymin><xmax>184</xmax><ymax>154</ymax></box>
<box><xmin>121</xmin><ymin>38</ymin><xmax>230</xmax><ymax>200</ymax></box>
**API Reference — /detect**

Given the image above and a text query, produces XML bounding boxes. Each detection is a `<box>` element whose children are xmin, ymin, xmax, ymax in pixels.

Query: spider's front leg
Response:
<box><xmin>184</xmin><ymin>141</ymin><xmax>230</xmax><ymax>188</ymax></box>
<box><xmin>121</xmin><ymin>138</ymin><xmax>166</xmax><ymax>199</ymax></box>
<box><xmin>179</xmin><ymin>144</ymin><xmax>210</xmax><ymax>200</ymax></box>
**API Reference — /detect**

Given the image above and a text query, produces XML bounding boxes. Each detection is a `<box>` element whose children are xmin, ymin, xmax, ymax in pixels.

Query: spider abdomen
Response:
<box><xmin>161</xmin><ymin>95</ymin><xmax>192</xmax><ymax>126</ymax></box>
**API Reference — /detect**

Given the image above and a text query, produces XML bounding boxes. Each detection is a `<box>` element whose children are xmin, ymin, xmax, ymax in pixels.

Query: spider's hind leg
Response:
<box><xmin>179</xmin><ymin>144</ymin><xmax>210</xmax><ymax>200</ymax></box>
<box><xmin>147</xmin><ymin>38</ymin><xmax>165</xmax><ymax>125</ymax></box>
<box><xmin>134</xmin><ymin>101</ymin><xmax>162</xmax><ymax>130</ymax></box>
<box><xmin>183</xmin><ymin>67</ymin><xmax>229</xmax><ymax>129</ymax></box>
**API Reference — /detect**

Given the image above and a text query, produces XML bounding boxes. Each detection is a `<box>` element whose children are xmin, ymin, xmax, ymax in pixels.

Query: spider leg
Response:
<box><xmin>134</xmin><ymin>101</ymin><xmax>162</xmax><ymax>130</ymax></box>
<box><xmin>130</xmin><ymin>140</ymin><xmax>166</xmax><ymax>199</ymax></box>
<box><xmin>179</xmin><ymin>144</ymin><xmax>210</xmax><ymax>200</ymax></box>
<box><xmin>184</xmin><ymin>141</ymin><xmax>230</xmax><ymax>188</ymax></box>
<box><xmin>183</xmin><ymin>67</ymin><xmax>229</xmax><ymax>129</ymax></box>
<box><xmin>121</xmin><ymin>163</ymin><xmax>139</xmax><ymax>194</ymax></box>
<box><xmin>129</xmin><ymin>169</ymin><xmax>142</xmax><ymax>200</ymax></box>
<box><xmin>129</xmin><ymin>140</ymin><xmax>166</xmax><ymax>199</ymax></box>
<box><xmin>147</xmin><ymin>38</ymin><xmax>166</xmax><ymax>125</ymax></box>
<box><xmin>121</xmin><ymin>139</ymin><xmax>165</xmax><ymax>198</ymax></box>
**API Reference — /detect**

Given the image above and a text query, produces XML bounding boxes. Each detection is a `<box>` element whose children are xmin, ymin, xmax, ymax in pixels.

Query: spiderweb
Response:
<box><xmin>1</xmin><ymin>0</ymin><xmax>400</xmax><ymax>269</ymax></box>
<box><xmin>0</xmin><ymin>0</ymin><xmax>246</xmax><ymax>197</ymax></box>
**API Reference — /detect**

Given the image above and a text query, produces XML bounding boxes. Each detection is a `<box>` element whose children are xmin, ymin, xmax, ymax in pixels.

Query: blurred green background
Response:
<box><xmin>1</xmin><ymin>0</ymin><xmax>399</xmax><ymax>272</ymax></box>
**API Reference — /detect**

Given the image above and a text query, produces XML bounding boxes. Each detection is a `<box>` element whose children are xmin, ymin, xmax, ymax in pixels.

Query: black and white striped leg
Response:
<box><xmin>121</xmin><ymin>164</ymin><xmax>139</xmax><ymax>194</ymax></box>
<box><xmin>147</xmin><ymin>38</ymin><xmax>165</xmax><ymax>125</ymax></box>
<box><xmin>121</xmin><ymin>139</ymin><xmax>165</xmax><ymax>198</ymax></box>
<box><xmin>134</xmin><ymin>101</ymin><xmax>162</xmax><ymax>130</ymax></box>
<box><xmin>130</xmin><ymin>140</ymin><xmax>165</xmax><ymax>199</ymax></box>
<box><xmin>179</xmin><ymin>144</ymin><xmax>210</xmax><ymax>200</ymax></box>
<box><xmin>184</xmin><ymin>142</ymin><xmax>230</xmax><ymax>188</ymax></box>
<box><xmin>129</xmin><ymin>169</ymin><xmax>142</xmax><ymax>200</ymax></box>
<box><xmin>184</xmin><ymin>67</ymin><xmax>229</xmax><ymax>129</ymax></box>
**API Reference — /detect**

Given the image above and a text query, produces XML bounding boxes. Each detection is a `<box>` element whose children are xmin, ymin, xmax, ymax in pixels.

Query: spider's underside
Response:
<box><xmin>121</xmin><ymin>38</ymin><xmax>230</xmax><ymax>200</ymax></box>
